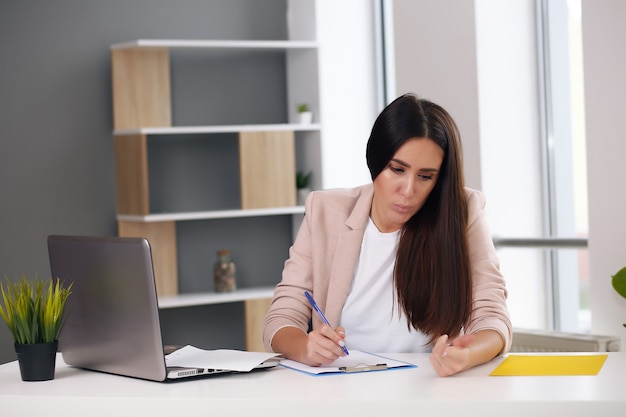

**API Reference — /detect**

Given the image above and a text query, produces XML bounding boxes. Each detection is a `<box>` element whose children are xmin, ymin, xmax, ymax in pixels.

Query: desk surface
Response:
<box><xmin>1</xmin><ymin>352</ymin><xmax>624</xmax><ymax>416</ymax></box>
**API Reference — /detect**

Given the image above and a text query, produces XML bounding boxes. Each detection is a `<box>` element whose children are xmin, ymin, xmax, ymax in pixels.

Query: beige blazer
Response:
<box><xmin>262</xmin><ymin>184</ymin><xmax>512</xmax><ymax>353</ymax></box>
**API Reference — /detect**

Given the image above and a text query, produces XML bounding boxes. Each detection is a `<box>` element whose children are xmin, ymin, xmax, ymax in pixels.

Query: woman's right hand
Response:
<box><xmin>302</xmin><ymin>325</ymin><xmax>347</xmax><ymax>366</ymax></box>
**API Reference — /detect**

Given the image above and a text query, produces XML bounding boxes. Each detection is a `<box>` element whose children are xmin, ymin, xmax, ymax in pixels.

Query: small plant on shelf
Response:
<box><xmin>296</xmin><ymin>171</ymin><xmax>312</xmax><ymax>206</ymax></box>
<box><xmin>296</xmin><ymin>170</ymin><xmax>312</xmax><ymax>190</ymax></box>
<box><xmin>296</xmin><ymin>103</ymin><xmax>313</xmax><ymax>124</ymax></box>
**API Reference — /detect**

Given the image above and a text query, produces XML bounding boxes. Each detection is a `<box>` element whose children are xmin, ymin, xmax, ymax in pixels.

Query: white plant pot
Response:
<box><xmin>299</xmin><ymin>111</ymin><xmax>313</xmax><ymax>124</ymax></box>
<box><xmin>297</xmin><ymin>188</ymin><xmax>311</xmax><ymax>206</ymax></box>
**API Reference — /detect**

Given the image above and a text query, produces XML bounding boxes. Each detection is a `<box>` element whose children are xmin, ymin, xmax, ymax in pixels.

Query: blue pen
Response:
<box><xmin>304</xmin><ymin>291</ymin><xmax>349</xmax><ymax>355</ymax></box>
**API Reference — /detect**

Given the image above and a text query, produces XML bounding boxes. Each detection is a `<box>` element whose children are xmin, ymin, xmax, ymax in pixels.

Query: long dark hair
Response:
<box><xmin>366</xmin><ymin>93</ymin><xmax>471</xmax><ymax>342</ymax></box>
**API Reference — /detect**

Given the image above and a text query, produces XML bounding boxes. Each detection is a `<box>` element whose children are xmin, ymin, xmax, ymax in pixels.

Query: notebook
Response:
<box><xmin>47</xmin><ymin>235</ymin><xmax>279</xmax><ymax>382</ymax></box>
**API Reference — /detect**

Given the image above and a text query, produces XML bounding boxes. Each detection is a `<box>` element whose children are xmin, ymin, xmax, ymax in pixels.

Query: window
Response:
<box><xmin>476</xmin><ymin>0</ymin><xmax>588</xmax><ymax>333</ymax></box>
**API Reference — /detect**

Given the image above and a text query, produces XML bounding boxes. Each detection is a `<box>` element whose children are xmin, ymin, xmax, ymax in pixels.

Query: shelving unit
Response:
<box><xmin>109</xmin><ymin>2</ymin><xmax>321</xmax><ymax>351</ymax></box>
<box><xmin>116</xmin><ymin>206</ymin><xmax>305</xmax><ymax>223</ymax></box>
<box><xmin>114</xmin><ymin>123</ymin><xmax>321</xmax><ymax>136</ymax></box>
<box><xmin>158</xmin><ymin>286</ymin><xmax>276</xmax><ymax>310</ymax></box>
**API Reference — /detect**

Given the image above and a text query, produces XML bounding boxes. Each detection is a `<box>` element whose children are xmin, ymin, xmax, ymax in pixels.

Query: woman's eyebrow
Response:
<box><xmin>389</xmin><ymin>158</ymin><xmax>439</xmax><ymax>172</ymax></box>
<box><xmin>389</xmin><ymin>158</ymin><xmax>410</xmax><ymax>167</ymax></box>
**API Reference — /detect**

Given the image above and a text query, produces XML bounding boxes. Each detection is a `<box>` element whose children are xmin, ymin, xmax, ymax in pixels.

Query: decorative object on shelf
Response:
<box><xmin>611</xmin><ymin>266</ymin><xmax>626</xmax><ymax>327</ymax></box>
<box><xmin>0</xmin><ymin>275</ymin><xmax>73</xmax><ymax>381</ymax></box>
<box><xmin>296</xmin><ymin>170</ymin><xmax>312</xmax><ymax>206</ymax></box>
<box><xmin>214</xmin><ymin>250</ymin><xmax>237</xmax><ymax>293</ymax></box>
<box><xmin>297</xmin><ymin>103</ymin><xmax>313</xmax><ymax>124</ymax></box>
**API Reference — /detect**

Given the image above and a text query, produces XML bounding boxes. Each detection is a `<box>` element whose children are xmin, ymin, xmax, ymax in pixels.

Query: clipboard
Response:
<box><xmin>280</xmin><ymin>350</ymin><xmax>416</xmax><ymax>376</ymax></box>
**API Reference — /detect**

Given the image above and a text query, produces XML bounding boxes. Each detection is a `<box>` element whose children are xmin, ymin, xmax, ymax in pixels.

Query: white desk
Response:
<box><xmin>1</xmin><ymin>352</ymin><xmax>624</xmax><ymax>417</ymax></box>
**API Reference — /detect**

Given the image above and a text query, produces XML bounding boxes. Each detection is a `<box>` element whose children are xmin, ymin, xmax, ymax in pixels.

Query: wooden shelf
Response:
<box><xmin>113</xmin><ymin>123</ymin><xmax>321</xmax><ymax>136</ymax></box>
<box><xmin>117</xmin><ymin>206</ymin><xmax>305</xmax><ymax>223</ymax></box>
<box><xmin>157</xmin><ymin>286</ymin><xmax>275</xmax><ymax>309</ymax></box>
<box><xmin>110</xmin><ymin>39</ymin><xmax>318</xmax><ymax>50</ymax></box>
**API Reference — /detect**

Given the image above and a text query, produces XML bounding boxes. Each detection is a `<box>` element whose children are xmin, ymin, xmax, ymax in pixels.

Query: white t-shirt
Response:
<box><xmin>339</xmin><ymin>218</ymin><xmax>431</xmax><ymax>353</ymax></box>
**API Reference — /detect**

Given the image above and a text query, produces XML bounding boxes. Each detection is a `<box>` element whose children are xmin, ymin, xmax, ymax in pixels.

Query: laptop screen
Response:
<box><xmin>48</xmin><ymin>235</ymin><xmax>168</xmax><ymax>381</ymax></box>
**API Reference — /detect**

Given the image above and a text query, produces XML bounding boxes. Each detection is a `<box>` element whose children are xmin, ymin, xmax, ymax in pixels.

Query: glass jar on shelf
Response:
<box><xmin>213</xmin><ymin>249</ymin><xmax>237</xmax><ymax>293</ymax></box>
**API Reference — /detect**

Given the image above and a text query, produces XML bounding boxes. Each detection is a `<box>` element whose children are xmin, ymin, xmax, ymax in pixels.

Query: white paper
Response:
<box><xmin>280</xmin><ymin>350</ymin><xmax>416</xmax><ymax>375</ymax></box>
<box><xmin>165</xmin><ymin>345</ymin><xmax>281</xmax><ymax>372</ymax></box>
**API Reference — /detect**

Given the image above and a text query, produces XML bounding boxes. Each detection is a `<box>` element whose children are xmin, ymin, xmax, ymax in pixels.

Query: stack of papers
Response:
<box><xmin>165</xmin><ymin>345</ymin><xmax>281</xmax><ymax>372</ymax></box>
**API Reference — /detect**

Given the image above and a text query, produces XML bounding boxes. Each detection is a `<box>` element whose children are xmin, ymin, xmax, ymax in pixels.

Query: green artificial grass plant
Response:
<box><xmin>0</xmin><ymin>274</ymin><xmax>73</xmax><ymax>344</ymax></box>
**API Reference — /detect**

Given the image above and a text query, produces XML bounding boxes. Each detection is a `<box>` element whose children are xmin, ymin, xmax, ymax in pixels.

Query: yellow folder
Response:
<box><xmin>490</xmin><ymin>354</ymin><xmax>608</xmax><ymax>376</ymax></box>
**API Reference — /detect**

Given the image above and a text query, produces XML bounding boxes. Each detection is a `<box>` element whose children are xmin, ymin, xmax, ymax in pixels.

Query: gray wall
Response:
<box><xmin>0</xmin><ymin>0</ymin><xmax>289</xmax><ymax>364</ymax></box>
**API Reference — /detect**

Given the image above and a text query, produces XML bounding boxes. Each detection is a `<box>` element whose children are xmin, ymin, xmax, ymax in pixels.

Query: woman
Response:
<box><xmin>263</xmin><ymin>93</ymin><xmax>511</xmax><ymax>377</ymax></box>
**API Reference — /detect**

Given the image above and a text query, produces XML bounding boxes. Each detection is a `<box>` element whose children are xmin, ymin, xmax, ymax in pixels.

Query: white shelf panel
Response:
<box><xmin>114</xmin><ymin>123</ymin><xmax>322</xmax><ymax>136</ymax></box>
<box><xmin>117</xmin><ymin>206</ymin><xmax>305</xmax><ymax>223</ymax></box>
<box><xmin>158</xmin><ymin>286</ymin><xmax>275</xmax><ymax>309</ymax></box>
<box><xmin>110</xmin><ymin>39</ymin><xmax>318</xmax><ymax>50</ymax></box>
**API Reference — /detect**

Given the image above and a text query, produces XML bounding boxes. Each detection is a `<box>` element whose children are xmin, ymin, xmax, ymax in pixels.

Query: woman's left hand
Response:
<box><xmin>429</xmin><ymin>329</ymin><xmax>505</xmax><ymax>377</ymax></box>
<box><xmin>429</xmin><ymin>333</ymin><xmax>475</xmax><ymax>377</ymax></box>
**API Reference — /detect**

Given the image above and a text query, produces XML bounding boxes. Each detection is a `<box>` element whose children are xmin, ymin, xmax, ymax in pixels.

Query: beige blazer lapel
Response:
<box><xmin>324</xmin><ymin>186</ymin><xmax>373</xmax><ymax>325</ymax></box>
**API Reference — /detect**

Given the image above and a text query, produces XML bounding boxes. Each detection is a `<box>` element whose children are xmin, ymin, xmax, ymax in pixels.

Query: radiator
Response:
<box><xmin>510</xmin><ymin>328</ymin><xmax>621</xmax><ymax>352</ymax></box>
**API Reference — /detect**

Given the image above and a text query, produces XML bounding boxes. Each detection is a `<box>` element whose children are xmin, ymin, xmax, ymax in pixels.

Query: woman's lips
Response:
<box><xmin>393</xmin><ymin>203</ymin><xmax>413</xmax><ymax>214</ymax></box>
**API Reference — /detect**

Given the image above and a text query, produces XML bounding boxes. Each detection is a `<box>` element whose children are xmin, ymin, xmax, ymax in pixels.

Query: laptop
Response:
<box><xmin>47</xmin><ymin>235</ymin><xmax>279</xmax><ymax>382</ymax></box>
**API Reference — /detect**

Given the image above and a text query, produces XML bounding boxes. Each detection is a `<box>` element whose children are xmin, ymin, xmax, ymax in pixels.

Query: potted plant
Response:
<box><xmin>296</xmin><ymin>170</ymin><xmax>312</xmax><ymax>206</ymax></box>
<box><xmin>611</xmin><ymin>266</ymin><xmax>626</xmax><ymax>327</ymax></box>
<box><xmin>297</xmin><ymin>103</ymin><xmax>313</xmax><ymax>124</ymax></box>
<box><xmin>0</xmin><ymin>274</ymin><xmax>73</xmax><ymax>381</ymax></box>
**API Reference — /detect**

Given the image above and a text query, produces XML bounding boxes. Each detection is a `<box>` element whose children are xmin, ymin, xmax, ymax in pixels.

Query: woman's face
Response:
<box><xmin>371</xmin><ymin>137</ymin><xmax>444</xmax><ymax>233</ymax></box>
